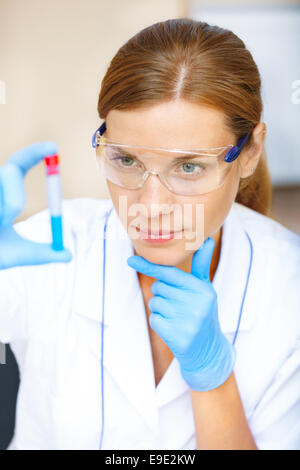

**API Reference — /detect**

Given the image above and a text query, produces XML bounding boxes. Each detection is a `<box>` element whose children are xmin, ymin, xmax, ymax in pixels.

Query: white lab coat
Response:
<box><xmin>0</xmin><ymin>197</ymin><xmax>300</xmax><ymax>450</ymax></box>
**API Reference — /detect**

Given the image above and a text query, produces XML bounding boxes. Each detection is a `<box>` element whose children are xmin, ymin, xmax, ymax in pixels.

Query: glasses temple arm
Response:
<box><xmin>224</xmin><ymin>132</ymin><xmax>252</xmax><ymax>162</ymax></box>
<box><xmin>92</xmin><ymin>121</ymin><xmax>107</xmax><ymax>148</ymax></box>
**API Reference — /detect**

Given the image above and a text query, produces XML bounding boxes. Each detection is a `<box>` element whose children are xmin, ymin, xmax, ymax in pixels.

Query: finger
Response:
<box><xmin>149</xmin><ymin>312</ymin><xmax>172</xmax><ymax>341</ymax></box>
<box><xmin>127</xmin><ymin>256</ymin><xmax>190</xmax><ymax>288</ymax></box>
<box><xmin>190</xmin><ymin>237</ymin><xmax>215</xmax><ymax>281</ymax></box>
<box><xmin>0</xmin><ymin>163</ymin><xmax>26</xmax><ymax>227</ymax></box>
<box><xmin>22</xmin><ymin>242</ymin><xmax>73</xmax><ymax>265</ymax></box>
<box><xmin>148</xmin><ymin>295</ymin><xmax>176</xmax><ymax>318</ymax></box>
<box><xmin>151</xmin><ymin>280</ymin><xmax>187</xmax><ymax>301</ymax></box>
<box><xmin>8</xmin><ymin>141</ymin><xmax>58</xmax><ymax>177</ymax></box>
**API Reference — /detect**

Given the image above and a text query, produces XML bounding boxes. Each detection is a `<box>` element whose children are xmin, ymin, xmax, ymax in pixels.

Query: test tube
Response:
<box><xmin>44</xmin><ymin>154</ymin><xmax>64</xmax><ymax>251</ymax></box>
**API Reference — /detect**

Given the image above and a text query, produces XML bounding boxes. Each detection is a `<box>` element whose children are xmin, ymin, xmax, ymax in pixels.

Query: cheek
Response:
<box><xmin>106</xmin><ymin>180</ymin><xmax>127</xmax><ymax>206</ymax></box>
<box><xmin>106</xmin><ymin>180</ymin><xmax>138</xmax><ymax>229</ymax></box>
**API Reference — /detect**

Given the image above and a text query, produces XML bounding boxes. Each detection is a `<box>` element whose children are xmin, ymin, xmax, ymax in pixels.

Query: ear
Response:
<box><xmin>238</xmin><ymin>122</ymin><xmax>266</xmax><ymax>178</ymax></box>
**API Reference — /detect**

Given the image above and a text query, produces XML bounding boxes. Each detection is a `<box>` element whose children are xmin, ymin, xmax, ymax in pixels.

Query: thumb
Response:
<box><xmin>190</xmin><ymin>237</ymin><xmax>215</xmax><ymax>281</ymax></box>
<box><xmin>25</xmin><ymin>242</ymin><xmax>73</xmax><ymax>265</ymax></box>
<box><xmin>11</xmin><ymin>237</ymin><xmax>73</xmax><ymax>267</ymax></box>
<box><xmin>0</xmin><ymin>227</ymin><xmax>73</xmax><ymax>269</ymax></box>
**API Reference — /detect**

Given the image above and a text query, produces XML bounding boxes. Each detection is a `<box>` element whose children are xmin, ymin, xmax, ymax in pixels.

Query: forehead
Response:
<box><xmin>105</xmin><ymin>99</ymin><xmax>232</xmax><ymax>149</ymax></box>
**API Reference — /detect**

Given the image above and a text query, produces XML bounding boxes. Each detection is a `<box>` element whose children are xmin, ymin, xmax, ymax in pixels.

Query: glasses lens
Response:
<box><xmin>96</xmin><ymin>144</ymin><xmax>146</xmax><ymax>189</ymax></box>
<box><xmin>164</xmin><ymin>153</ymin><xmax>231</xmax><ymax>195</ymax></box>
<box><xmin>95</xmin><ymin>141</ymin><xmax>233</xmax><ymax>195</ymax></box>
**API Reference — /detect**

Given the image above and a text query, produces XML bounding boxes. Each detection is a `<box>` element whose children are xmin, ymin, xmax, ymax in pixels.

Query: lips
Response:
<box><xmin>136</xmin><ymin>227</ymin><xmax>181</xmax><ymax>236</ymax></box>
<box><xmin>134</xmin><ymin>226</ymin><xmax>183</xmax><ymax>241</ymax></box>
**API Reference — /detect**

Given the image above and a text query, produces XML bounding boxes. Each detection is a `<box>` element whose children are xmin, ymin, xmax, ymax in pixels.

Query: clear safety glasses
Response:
<box><xmin>92</xmin><ymin>122</ymin><xmax>251</xmax><ymax>196</ymax></box>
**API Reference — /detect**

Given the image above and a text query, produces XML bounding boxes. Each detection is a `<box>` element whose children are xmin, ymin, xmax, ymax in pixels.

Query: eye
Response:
<box><xmin>118</xmin><ymin>156</ymin><xmax>136</xmax><ymax>167</ymax></box>
<box><xmin>109</xmin><ymin>154</ymin><xmax>140</xmax><ymax>169</ymax></box>
<box><xmin>176</xmin><ymin>161</ymin><xmax>206</xmax><ymax>177</ymax></box>
<box><xmin>182</xmin><ymin>162</ymin><xmax>198</xmax><ymax>173</ymax></box>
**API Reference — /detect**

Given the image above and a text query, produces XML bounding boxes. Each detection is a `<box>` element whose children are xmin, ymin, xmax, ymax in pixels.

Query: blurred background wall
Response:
<box><xmin>0</xmin><ymin>0</ymin><xmax>299</xmax><ymax>449</ymax></box>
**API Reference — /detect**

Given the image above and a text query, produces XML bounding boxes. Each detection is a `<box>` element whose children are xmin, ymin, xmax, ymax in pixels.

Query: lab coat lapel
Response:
<box><xmin>70</xmin><ymin>201</ymin><xmax>159</xmax><ymax>445</ymax></box>
<box><xmin>102</xmin><ymin>207</ymin><xmax>160</xmax><ymax>436</ymax></box>
<box><xmin>213</xmin><ymin>202</ymin><xmax>259</xmax><ymax>336</ymax></box>
<box><xmin>52</xmin><ymin>204</ymin><xmax>114</xmax><ymax>450</ymax></box>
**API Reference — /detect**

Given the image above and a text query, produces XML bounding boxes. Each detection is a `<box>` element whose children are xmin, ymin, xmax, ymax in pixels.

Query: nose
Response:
<box><xmin>136</xmin><ymin>172</ymin><xmax>175</xmax><ymax>216</ymax></box>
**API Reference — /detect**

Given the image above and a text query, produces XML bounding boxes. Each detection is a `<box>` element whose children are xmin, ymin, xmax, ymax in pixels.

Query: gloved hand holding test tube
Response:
<box><xmin>0</xmin><ymin>142</ymin><xmax>72</xmax><ymax>270</ymax></box>
<box><xmin>44</xmin><ymin>154</ymin><xmax>64</xmax><ymax>251</ymax></box>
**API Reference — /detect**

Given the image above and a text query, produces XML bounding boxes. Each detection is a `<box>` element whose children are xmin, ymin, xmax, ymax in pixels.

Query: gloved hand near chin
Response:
<box><xmin>127</xmin><ymin>237</ymin><xmax>236</xmax><ymax>392</ymax></box>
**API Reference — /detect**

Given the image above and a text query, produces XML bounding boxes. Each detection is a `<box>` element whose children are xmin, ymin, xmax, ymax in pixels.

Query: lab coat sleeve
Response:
<box><xmin>0</xmin><ymin>265</ymin><xmax>27</xmax><ymax>344</ymax></box>
<box><xmin>249</xmin><ymin>339</ymin><xmax>300</xmax><ymax>450</ymax></box>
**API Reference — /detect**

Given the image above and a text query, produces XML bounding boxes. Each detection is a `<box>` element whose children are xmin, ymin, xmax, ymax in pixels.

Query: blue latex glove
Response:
<box><xmin>0</xmin><ymin>142</ymin><xmax>72</xmax><ymax>270</ymax></box>
<box><xmin>127</xmin><ymin>237</ymin><xmax>236</xmax><ymax>392</ymax></box>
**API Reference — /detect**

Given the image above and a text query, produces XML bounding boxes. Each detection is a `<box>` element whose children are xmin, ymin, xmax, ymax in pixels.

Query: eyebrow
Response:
<box><xmin>112</xmin><ymin>145</ymin><xmax>209</xmax><ymax>162</ymax></box>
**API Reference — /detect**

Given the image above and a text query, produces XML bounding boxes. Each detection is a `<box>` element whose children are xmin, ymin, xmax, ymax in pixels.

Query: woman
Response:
<box><xmin>0</xmin><ymin>18</ymin><xmax>300</xmax><ymax>450</ymax></box>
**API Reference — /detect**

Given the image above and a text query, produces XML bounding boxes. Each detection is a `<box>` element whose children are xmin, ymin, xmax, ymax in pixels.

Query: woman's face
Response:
<box><xmin>104</xmin><ymin>99</ymin><xmax>262</xmax><ymax>269</ymax></box>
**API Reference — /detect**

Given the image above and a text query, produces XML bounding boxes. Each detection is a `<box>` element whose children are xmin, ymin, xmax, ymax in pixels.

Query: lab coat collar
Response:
<box><xmin>212</xmin><ymin>202</ymin><xmax>259</xmax><ymax>336</ymax></box>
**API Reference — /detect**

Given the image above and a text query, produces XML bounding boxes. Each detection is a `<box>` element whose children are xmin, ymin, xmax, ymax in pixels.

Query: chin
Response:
<box><xmin>131</xmin><ymin>241</ymin><xmax>189</xmax><ymax>267</ymax></box>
